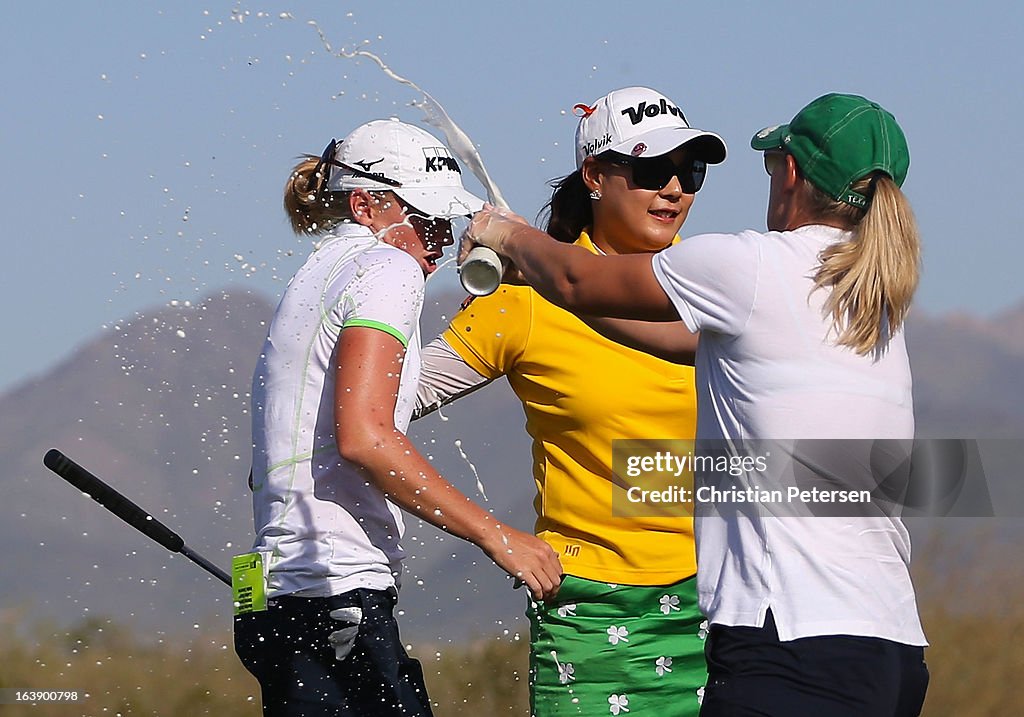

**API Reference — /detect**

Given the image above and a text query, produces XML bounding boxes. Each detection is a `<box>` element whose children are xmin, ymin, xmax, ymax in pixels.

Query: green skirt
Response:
<box><xmin>528</xmin><ymin>575</ymin><xmax>707</xmax><ymax>716</ymax></box>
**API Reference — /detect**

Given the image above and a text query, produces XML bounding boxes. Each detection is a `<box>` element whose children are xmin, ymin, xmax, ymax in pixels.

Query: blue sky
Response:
<box><xmin>2</xmin><ymin>1</ymin><xmax>1021</xmax><ymax>392</ymax></box>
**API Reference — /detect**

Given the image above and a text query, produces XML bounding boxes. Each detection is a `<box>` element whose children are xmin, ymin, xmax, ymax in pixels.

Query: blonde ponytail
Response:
<box><xmin>282</xmin><ymin>157</ymin><xmax>354</xmax><ymax>235</ymax></box>
<box><xmin>810</xmin><ymin>174</ymin><xmax>921</xmax><ymax>355</ymax></box>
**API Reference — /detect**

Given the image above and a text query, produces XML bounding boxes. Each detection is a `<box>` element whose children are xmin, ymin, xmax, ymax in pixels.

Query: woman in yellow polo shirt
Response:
<box><xmin>417</xmin><ymin>87</ymin><xmax>726</xmax><ymax>716</ymax></box>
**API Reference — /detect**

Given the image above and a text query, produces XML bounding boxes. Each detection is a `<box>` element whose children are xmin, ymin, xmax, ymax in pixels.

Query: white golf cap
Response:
<box><xmin>327</xmin><ymin>118</ymin><xmax>485</xmax><ymax>218</ymax></box>
<box><xmin>574</xmin><ymin>86</ymin><xmax>727</xmax><ymax>168</ymax></box>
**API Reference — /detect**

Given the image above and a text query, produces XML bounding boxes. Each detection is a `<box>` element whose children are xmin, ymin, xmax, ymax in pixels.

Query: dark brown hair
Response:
<box><xmin>539</xmin><ymin>169</ymin><xmax>593</xmax><ymax>244</ymax></box>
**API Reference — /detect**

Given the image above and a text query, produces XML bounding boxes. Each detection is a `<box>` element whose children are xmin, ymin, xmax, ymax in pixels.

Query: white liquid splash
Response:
<box><xmin>453</xmin><ymin>439</ymin><xmax>488</xmax><ymax>502</ymax></box>
<box><xmin>307</xmin><ymin>21</ymin><xmax>509</xmax><ymax>210</ymax></box>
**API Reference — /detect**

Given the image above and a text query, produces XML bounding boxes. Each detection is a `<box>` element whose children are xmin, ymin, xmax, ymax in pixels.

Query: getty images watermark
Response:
<box><xmin>610</xmin><ymin>439</ymin><xmax>1009</xmax><ymax>518</ymax></box>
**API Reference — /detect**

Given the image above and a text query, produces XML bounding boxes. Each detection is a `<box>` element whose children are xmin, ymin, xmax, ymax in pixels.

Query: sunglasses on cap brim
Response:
<box><xmin>600</xmin><ymin>151</ymin><xmax>707</xmax><ymax>193</ymax></box>
<box><xmin>304</xmin><ymin>139</ymin><xmax>403</xmax><ymax>191</ymax></box>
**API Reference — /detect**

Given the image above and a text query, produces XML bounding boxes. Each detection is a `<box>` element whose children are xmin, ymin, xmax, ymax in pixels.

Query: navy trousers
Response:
<box><xmin>234</xmin><ymin>589</ymin><xmax>433</xmax><ymax>717</ymax></box>
<box><xmin>700</xmin><ymin>610</ymin><xmax>928</xmax><ymax>717</ymax></box>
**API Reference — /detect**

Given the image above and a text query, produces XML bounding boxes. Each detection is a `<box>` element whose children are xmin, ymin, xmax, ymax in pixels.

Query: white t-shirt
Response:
<box><xmin>250</xmin><ymin>223</ymin><xmax>424</xmax><ymax>598</ymax></box>
<box><xmin>652</xmin><ymin>224</ymin><xmax>927</xmax><ymax>646</ymax></box>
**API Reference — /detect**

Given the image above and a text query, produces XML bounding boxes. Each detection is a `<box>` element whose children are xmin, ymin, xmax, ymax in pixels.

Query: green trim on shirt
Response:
<box><xmin>343</xmin><ymin>318</ymin><xmax>408</xmax><ymax>347</ymax></box>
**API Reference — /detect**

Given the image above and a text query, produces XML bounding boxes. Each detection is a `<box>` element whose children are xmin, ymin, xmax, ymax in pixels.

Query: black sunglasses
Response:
<box><xmin>763</xmin><ymin>150</ymin><xmax>786</xmax><ymax>177</ymax></box>
<box><xmin>601</xmin><ymin>151</ymin><xmax>707</xmax><ymax>193</ymax></box>
<box><xmin>304</xmin><ymin>139</ymin><xmax>403</xmax><ymax>192</ymax></box>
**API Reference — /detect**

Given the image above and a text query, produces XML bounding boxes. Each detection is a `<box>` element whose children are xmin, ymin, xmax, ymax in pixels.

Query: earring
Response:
<box><xmin>589</xmin><ymin>189</ymin><xmax>602</xmax><ymax>201</ymax></box>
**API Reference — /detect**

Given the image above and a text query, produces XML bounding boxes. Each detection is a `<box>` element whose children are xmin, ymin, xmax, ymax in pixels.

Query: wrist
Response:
<box><xmin>493</xmin><ymin>225</ymin><xmax>512</xmax><ymax>256</ymax></box>
<box><xmin>474</xmin><ymin>518</ymin><xmax>511</xmax><ymax>555</ymax></box>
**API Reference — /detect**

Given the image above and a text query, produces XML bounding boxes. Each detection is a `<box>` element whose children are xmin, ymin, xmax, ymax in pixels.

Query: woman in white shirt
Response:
<box><xmin>236</xmin><ymin>119</ymin><xmax>561</xmax><ymax>717</ymax></box>
<box><xmin>462</xmin><ymin>94</ymin><xmax>928</xmax><ymax>717</ymax></box>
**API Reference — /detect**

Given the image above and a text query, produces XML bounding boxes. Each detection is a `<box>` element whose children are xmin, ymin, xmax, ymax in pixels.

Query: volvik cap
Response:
<box><xmin>751</xmin><ymin>93</ymin><xmax>909</xmax><ymax>208</ymax></box>
<box><xmin>574</xmin><ymin>86</ymin><xmax>727</xmax><ymax>168</ymax></box>
<box><xmin>327</xmin><ymin>118</ymin><xmax>484</xmax><ymax>218</ymax></box>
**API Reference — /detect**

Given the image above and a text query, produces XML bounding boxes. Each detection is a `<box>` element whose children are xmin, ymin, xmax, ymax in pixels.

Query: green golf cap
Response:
<box><xmin>750</xmin><ymin>93</ymin><xmax>909</xmax><ymax>208</ymax></box>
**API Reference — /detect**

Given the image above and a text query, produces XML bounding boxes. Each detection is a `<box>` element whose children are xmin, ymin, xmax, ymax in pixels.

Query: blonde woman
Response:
<box><xmin>237</xmin><ymin>119</ymin><xmax>561</xmax><ymax>717</ymax></box>
<box><xmin>463</xmin><ymin>94</ymin><xmax>929</xmax><ymax>717</ymax></box>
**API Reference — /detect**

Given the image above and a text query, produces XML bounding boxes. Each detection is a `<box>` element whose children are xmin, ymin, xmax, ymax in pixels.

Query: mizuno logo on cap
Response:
<box><xmin>354</xmin><ymin>158</ymin><xmax>384</xmax><ymax>171</ymax></box>
<box><xmin>423</xmin><ymin>146</ymin><xmax>461</xmax><ymax>173</ymax></box>
<box><xmin>621</xmin><ymin>98</ymin><xmax>687</xmax><ymax>126</ymax></box>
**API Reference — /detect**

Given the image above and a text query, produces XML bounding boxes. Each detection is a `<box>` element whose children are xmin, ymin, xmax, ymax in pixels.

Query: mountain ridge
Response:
<box><xmin>2</xmin><ymin>286</ymin><xmax>1022</xmax><ymax>643</ymax></box>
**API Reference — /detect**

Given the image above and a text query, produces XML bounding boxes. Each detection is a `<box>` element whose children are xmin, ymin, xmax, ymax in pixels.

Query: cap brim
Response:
<box><xmin>394</xmin><ymin>186</ymin><xmax>485</xmax><ymax>218</ymax></box>
<box><xmin>608</xmin><ymin>126</ymin><xmax>728</xmax><ymax>164</ymax></box>
<box><xmin>332</xmin><ymin>174</ymin><xmax>398</xmax><ymax>193</ymax></box>
<box><xmin>751</xmin><ymin>124</ymin><xmax>788</xmax><ymax>151</ymax></box>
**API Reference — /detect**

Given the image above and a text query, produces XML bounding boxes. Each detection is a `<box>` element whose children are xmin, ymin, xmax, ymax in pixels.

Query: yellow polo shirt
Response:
<box><xmin>442</xmin><ymin>232</ymin><xmax>697</xmax><ymax>585</ymax></box>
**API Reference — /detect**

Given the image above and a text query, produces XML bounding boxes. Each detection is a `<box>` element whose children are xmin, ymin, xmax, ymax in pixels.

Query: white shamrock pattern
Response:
<box><xmin>655</xmin><ymin>656</ymin><xmax>673</xmax><ymax>676</ymax></box>
<box><xmin>608</xmin><ymin>694</ymin><xmax>630</xmax><ymax>715</ymax></box>
<box><xmin>698</xmin><ymin>619</ymin><xmax>709</xmax><ymax>640</ymax></box>
<box><xmin>557</xmin><ymin>603</ymin><xmax>578</xmax><ymax>618</ymax></box>
<box><xmin>550</xmin><ymin>650</ymin><xmax>575</xmax><ymax>685</ymax></box>
<box><xmin>558</xmin><ymin>661</ymin><xmax>575</xmax><ymax>684</ymax></box>
<box><xmin>659</xmin><ymin>594</ymin><xmax>681</xmax><ymax>615</ymax></box>
<box><xmin>606</xmin><ymin>625</ymin><xmax>629</xmax><ymax>645</ymax></box>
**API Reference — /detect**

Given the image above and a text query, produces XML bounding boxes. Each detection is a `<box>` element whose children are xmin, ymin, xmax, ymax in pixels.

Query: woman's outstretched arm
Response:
<box><xmin>463</xmin><ymin>210</ymin><xmax>678</xmax><ymax>321</ymax></box>
<box><xmin>334</xmin><ymin>326</ymin><xmax>562</xmax><ymax>600</ymax></box>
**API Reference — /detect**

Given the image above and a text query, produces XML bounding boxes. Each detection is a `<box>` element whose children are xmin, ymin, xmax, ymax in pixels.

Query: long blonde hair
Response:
<box><xmin>809</xmin><ymin>174</ymin><xmax>921</xmax><ymax>355</ymax></box>
<box><xmin>282</xmin><ymin>157</ymin><xmax>354</xmax><ymax>235</ymax></box>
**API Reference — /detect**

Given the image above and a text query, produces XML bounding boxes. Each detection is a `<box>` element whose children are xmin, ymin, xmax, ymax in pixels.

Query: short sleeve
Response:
<box><xmin>338</xmin><ymin>248</ymin><xmax>424</xmax><ymax>346</ymax></box>
<box><xmin>441</xmin><ymin>284</ymin><xmax>532</xmax><ymax>379</ymax></box>
<box><xmin>651</xmin><ymin>231</ymin><xmax>761</xmax><ymax>337</ymax></box>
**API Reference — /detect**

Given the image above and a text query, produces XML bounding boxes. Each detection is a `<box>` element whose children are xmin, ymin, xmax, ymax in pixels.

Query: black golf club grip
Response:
<box><xmin>43</xmin><ymin>449</ymin><xmax>185</xmax><ymax>553</ymax></box>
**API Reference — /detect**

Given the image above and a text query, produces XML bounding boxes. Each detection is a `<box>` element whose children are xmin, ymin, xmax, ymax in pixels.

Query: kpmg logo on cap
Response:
<box><xmin>423</xmin><ymin>147</ymin><xmax>461</xmax><ymax>173</ymax></box>
<box><xmin>582</xmin><ymin>132</ymin><xmax>613</xmax><ymax>157</ymax></box>
<box><xmin>621</xmin><ymin>98</ymin><xmax>687</xmax><ymax>126</ymax></box>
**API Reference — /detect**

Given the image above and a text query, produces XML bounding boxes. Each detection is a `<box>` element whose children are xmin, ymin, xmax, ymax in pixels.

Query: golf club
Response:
<box><xmin>43</xmin><ymin>448</ymin><xmax>231</xmax><ymax>586</ymax></box>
